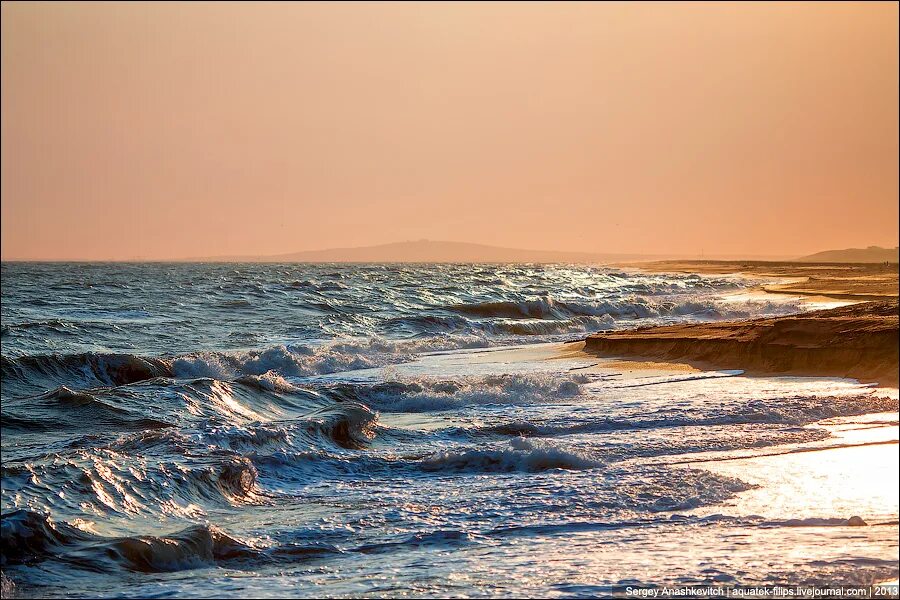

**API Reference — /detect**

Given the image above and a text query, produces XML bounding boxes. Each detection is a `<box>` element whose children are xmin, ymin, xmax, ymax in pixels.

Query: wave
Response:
<box><xmin>323</xmin><ymin>372</ymin><xmax>588</xmax><ymax>413</ymax></box>
<box><xmin>385</xmin><ymin>313</ymin><xmax>619</xmax><ymax>337</ymax></box>
<box><xmin>1</xmin><ymin>449</ymin><xmax>261</xmax><ymax>520</ymax></box>
<box><xmin>419</xmin><ymin>438</ymin><xmax>601</xmax><ymax>473</ymax></box>
<box><xmin>614</xmin><ymin>277</ymin><xmax>743</xmax><ymax>296</ymax></box>
<box><xmin>471</xmin><ymin>392</ymin><xmax>898</xmax><ymax>438</ymax></box>
<box><xmin>449</xmin><ymin>297</ymin><xmax>595</xmax><ymax>319</ymax></box>
<box><xmin>383</xmin><ymin>314</ymin><xmax>476</xmax><ymax>334</ymax></box>
<box><xmin>172</xmin><ymin>346</ymin><xmax>352</xmax><ymax>380</ymax></box>
<box><xmin>3</xmin><ymin>377</ymin><xmax>277</xmax><ymax>434</ymax></box>
<box><xmin>2</xmin><ymin>396</ymin><xmax>379</xmax><ymax>521</ymax></box>
<box><xmin>234</xmin><ymin>372</ymin><xmax>301</xmax><ymax>393</ymax></box>
<box><xmin>1</xmin><ymin>386</ymin><xmax>174</xmax><ymax>433</ymax></box>
<box><xmin>171</xmin><ymin>337</ymin><xmax>489</xmax><ymax>381</ymax></box>
<box><xmin>0</xmin><ymin>293</ymin><xmax>804</xmax><ymax>399</ymax></box>
<box><xmin>493</xmin><ymin>315</ymin><xmax>617</xmax><ymax>336</ymax></box>
<box><xmin>287</xmin><ymin>279</ymin><xmax>348</xmax><ymax>292</ymax></box>
<box><xmin>448</xmin><ymin>295</ymin><xmax>805</xmax><ymax>322</ymax></box>
<box><xmin>3</xmin><ymin>353</ymin><xmax>364</xmax><ymax>431</ymax></box>
<box><xmin>2</xmin><ymin>509</ymin><xmax>94</xmax><ymax>567</ymax></box>
<box><xmin>1</xmin><ymin>319</ymin><xmax>80</xmax><ymax>336</ymax></box>
<box><xmin>103</xmin><ymin>524</ymin><xmax>257</xmax><ymax>573</ymax></box>
<box><xmin>2</xmin><ymin>353</ymin><xmax>172</xmax><ymax>393</ymax></box>
<box><xmin>1</xmin><ymin>510</ymin><xmax>362</xmax><ymax>578</ymax></box>
<box><xmin>189</xmin><ymin>402</ymin><xmax>379</xmax><ymax>454</ymax></box>
<box><xmin>1</xmin><ymin>336</ymin><xmax>490</xmax><ymax>398</ymax></box>
<box><xmin>299</xmin><ymin>403</ymin><xmax>378</xmax><ymax>449</ymax></box>
<box><xmin>0</xmin><ymin>510</ymin><xmax>259</xmax><ymax>572</ymax></box>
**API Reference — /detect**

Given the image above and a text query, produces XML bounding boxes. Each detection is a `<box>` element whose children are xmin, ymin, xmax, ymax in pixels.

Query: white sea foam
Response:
<box><xmin>170</xmin><ymin>336</ymin><xmax>491</xmax><ymax>381</ymax></box>
<box><xmin>420</xmin><ymin>438</ymin><xmax>602</xmax><ymax>473</ymax></box>
<box><xmin>347</xmin><ymin>372</ymin><xmax>589</xmax><ymax>412</ymax></box>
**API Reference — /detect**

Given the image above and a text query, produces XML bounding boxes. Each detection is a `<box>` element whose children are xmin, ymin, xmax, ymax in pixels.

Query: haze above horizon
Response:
<box><xmin>2</xmin><ymin>2</ymin><xmax>898</xmax><ymax>261</ymax></box>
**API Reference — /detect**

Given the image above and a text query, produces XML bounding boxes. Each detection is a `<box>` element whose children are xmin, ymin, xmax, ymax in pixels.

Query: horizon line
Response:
<box><xmin>0</xmin><ymin>238</ymin><xmax>827</xmax><ymax>263</ymax></box>
<box><xmin>3</xmin><ymin>239</ymin><xmax>895</xmax><ymax>264</ymax></box>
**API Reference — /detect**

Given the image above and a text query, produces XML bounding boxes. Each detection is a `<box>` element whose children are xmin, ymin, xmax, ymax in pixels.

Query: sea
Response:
<box><xmin>1</xmin><ymin>262</ymin><xmax>897</xmax><ymax>597</ymax></box>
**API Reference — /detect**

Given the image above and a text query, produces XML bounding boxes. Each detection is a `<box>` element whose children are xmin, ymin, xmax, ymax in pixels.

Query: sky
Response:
<box><xmin>2</xmin><ymin>2</ymin><xmax>898</xmax><ymax>261</ymax></box>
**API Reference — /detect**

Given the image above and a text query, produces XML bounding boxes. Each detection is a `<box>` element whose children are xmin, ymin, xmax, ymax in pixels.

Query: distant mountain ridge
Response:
<box><xmin>797</xmin><ymin>246</ymin><xmax>899</xmax><ymax>263</ymax></box>
<box><xmin>188</xmin><ymin>240</ymin><xmax>661</xmax><ymax>263</ymax></box>
<box><xmin>184</xmin><ymin>240</ymin><xmax>797</xmax><ymax>263</ymax></box>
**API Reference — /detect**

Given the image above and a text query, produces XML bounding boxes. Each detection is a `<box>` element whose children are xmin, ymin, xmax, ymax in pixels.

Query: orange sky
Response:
<box><xmin>2</xmin><ymin>2</ymin><xmax>898</xmax><ymax>260</ymax></box>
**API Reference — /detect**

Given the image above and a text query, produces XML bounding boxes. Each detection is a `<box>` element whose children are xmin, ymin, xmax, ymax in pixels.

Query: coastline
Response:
<box><xmin>582</xmin><ymin>300</ymin><xmax>899</xmax><ymax>387</ymax></box>
<box><xmin>574</xmin><ymin>265</ymin><xmax>900</xmax><ymax>553</ymax></box>
<box><xmin>621</xmin><ymin>259</ymin><xmax>899</xmax><ymax>300</ymax></box>
<box><xmin>579</xmin><ymin>260</ymin><xmax>899</xmax><ymax>386</ymax></box>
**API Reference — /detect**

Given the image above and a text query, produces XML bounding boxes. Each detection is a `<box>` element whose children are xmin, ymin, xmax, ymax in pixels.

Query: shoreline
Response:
<box><xmin>583</xmin><ymin>300</ymin><xmax>899</xmax><ymax>387</ymax></box>
<box><xmin>621</xmin><ymin>259</ymin><xmax>899</xmax><ymax>301</ymax></box>
<box><xmin>759</xmin><ymin>283</ymin><xmax>897</xmax><ymax>302</ymax></box>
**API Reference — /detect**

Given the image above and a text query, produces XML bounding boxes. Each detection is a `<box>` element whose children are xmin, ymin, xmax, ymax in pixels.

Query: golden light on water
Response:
<box><xmin>690</xmin><ymin>410</ymin><xmax>900</xmax><ymax>522</ymax></box>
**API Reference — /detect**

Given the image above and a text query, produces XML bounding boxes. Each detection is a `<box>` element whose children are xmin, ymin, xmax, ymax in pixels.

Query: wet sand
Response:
<box><xmin>583</xmin><ymin>300</ymin><xmax>900</xmax><ymax>387</ymax></box>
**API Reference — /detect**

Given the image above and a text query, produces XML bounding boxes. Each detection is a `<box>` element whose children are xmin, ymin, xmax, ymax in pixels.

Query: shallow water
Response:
<box><xmin>1</xmin><ymin>262</ymin><xmax>897</xmax><ymax>597</ymax></box>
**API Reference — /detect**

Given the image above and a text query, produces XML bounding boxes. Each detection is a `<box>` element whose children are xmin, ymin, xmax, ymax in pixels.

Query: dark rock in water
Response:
<box><xmin>847</xmin><ymin>516</ymin><xmax>867</xmax><ymax>526</ymax></box>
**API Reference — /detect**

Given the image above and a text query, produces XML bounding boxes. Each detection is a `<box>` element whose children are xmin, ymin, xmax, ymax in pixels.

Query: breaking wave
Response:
<box><xmin>448</xmin><ymin>295</ymin><xmax>804</xmax><ymax>322</ymax></box>
<box><xmin>3</xmin><ymin>262</ymin><xmax>895</xmax><ymax>596</ymax></box>
<box><xmin>419</xmin><ymin>438</ymin><xmax>602</xmax><ymax>473</ymax></box>
<box><xmin>323</xmin><ymin>372</ymin><xmax>588</xmax><ymax>412</ymax></box>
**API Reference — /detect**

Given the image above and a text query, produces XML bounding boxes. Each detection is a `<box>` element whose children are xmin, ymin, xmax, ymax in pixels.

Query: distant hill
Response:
<box><xmin>189</xmin><ymin>240</ymin><xmax>668</xmax><ymax>264</ymax></box>
<box><xmin>797</xmin><ymin>246</ymin><xmax>899</xmax><ymax>263</ymax></box>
